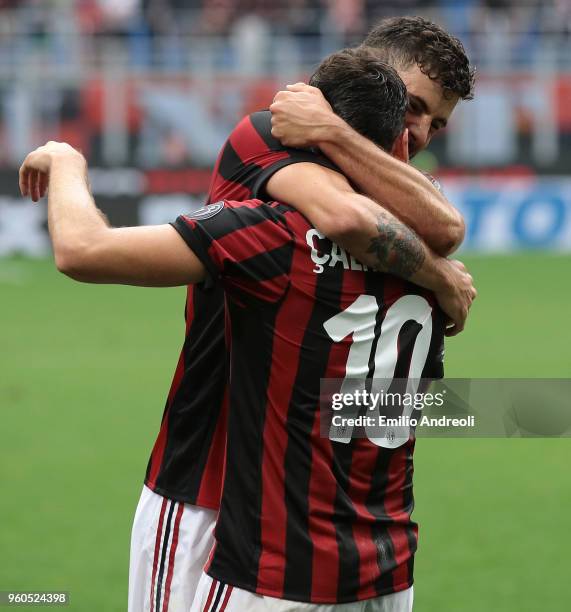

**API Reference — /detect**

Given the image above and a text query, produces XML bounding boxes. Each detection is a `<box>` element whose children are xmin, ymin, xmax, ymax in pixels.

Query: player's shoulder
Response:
<box><xmin>222</xmin><ymin>198</ymin><xmax>296</xmax><ymax>220</ymax></box>
<box><xmin>177</xmin><ymin>199</ymin><xmax>292</xmax><ymax>242</ymax></box>
<box><xmin>222</xmin><ymin>198</ymin><xmax>266</xmax><ymax>211</ymax></box>
<box><xmin>180</xmin><ymin>199</ymin><xmax>266</xmax><ymax>223</ymax></box>
<box><xmin>248</xmin><ymin>109</ymin><xmax>271</xmax><ymax>126</ymax></box>
<box><xmin>228</xmin><ymin>110</ymin><xmax>274</xmax><ymax>147</ymax></box>
<box><xmin>232</xmin><ymin>110</ymin><xmax>271</xmax><ymax>134</ymax></box>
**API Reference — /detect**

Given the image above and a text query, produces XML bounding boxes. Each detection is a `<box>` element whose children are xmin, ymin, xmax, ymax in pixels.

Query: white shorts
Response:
<box><xmin>128</xmin><ymin>485</ymin><xmax>217</xmax><ymax>612</ymax></box>
<box><xmin>190</xmin><ymin>573</ymin><xmax>414</xmax><ymax>612</ymax></box>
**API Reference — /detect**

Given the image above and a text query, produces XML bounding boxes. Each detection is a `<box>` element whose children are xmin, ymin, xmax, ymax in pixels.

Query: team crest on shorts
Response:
<box><xmin>186</xmin><ymin>202</ymin><xmax>225</xmax><ymax>220</ymax></box>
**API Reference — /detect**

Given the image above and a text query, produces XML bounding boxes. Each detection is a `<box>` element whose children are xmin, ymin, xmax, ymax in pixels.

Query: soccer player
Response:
<box><xmin>20</xmin><ymin>50</ymin><xmax>475</xmax><ymax>611</ymax></box>
<box><xmin>135</xmin><ymin>19</ymin><xmax>476</xmax><ymax>611</ymax></box>
<box><xmin>21</xmin><ymin>18</ymin><xmax>476</xmax><ymax>612</ymax></box>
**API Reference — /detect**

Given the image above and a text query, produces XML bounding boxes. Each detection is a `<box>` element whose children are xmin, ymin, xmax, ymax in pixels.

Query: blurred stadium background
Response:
<box><xmin>1</xmin><ymin>1</ymin><xmax>570</xmax><ymax>610</ymax></box>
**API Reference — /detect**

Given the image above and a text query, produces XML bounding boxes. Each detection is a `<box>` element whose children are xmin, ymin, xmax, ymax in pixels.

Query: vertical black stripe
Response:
<box><xmin>403</xmin><ymin>443</ymin><xmax>418</xmax><ymax>584</ymax></box>
<box><xmin>366</xmin><ymin>274</ymin><xmax>386</xmax><ymax>379</ymax></box>
<box><xmin>208</xmin><ymin>299</ymin><xmax>280</xmax><ymax>587</ymax></box>
<box><xmin>210</xmin><ymin>581</ymin><xmax>226</xmax><ymax>612</ymax></box>
<box><xmin>155</xmin><ymin>501</ymin><xmax>176</xmax><ymax>612</ymax></box>
<box><xmin>331</xmin><ymin>444</ymin><xmax>361</xmax><ymax>601</ymax></box>
<box><xmin>282</xmin><ymin>263</ymin><xmax>344</xmax><ymax>599</ymax></box>
<box><xmin>366</xmin><ymin>449</ymin><xmax>399</xmax><ymax>595</ymax></box>
<box><xmin>155</xmin><ymin>287</ymin><xmax>227</xmax><ymax>502</ymax></box>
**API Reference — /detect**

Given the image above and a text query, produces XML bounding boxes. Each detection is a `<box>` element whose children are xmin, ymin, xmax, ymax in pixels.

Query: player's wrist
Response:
<box><xmin>429</xmin><ymin>257</ymin><xmax>457</xmax><ymax>295</ymax></box>
<box><xmin>313</xmin><ymin>113</ymin><xmax>351</xmax><ymax>147</ymax></box>
<box><xmin>50</xmin><ymin>149</ymin><xmax>87</xmax><ymax>174</ymax></box>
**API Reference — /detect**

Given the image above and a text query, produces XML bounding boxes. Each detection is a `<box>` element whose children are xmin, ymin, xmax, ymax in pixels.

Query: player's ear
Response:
<box><xmin>391</xmin><ymin>129</ymin><xmax>409</xmax><ymax>164</ymax></box>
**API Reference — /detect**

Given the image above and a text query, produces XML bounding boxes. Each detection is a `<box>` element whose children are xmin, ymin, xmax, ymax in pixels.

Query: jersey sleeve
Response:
<box><xmin>208</xmin><ymin>110</ymin><xmax>338</xmax><ymax>203</ymax></box>
<box><xmin>171</xmin><ymin>200</ymin><xmax>294</xmax><ymax>303</ymax></box>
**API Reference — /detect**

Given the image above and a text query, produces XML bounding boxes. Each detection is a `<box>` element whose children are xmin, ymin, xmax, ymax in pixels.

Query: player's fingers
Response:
<box><xmin>38</xmin><ymin>171</ymin><xmax>49</xmax><ymax>198</ymax></box>
<box><xmin>448</xmin><ymin>313</ymin><xmax>466</xmax><ymax>336</ymax></box>
<box><xmin>33</xmin><ymin>170</ymin><xmax>43</xmax><ymax>202</ymax></box>
<box><xmin>27</xmin><ymin>170</ymin><xmax>36</xmax><ymax>202</ymax></box>
<box><xmin>444</xmin><ymin>320</ymin><xmax>455</xmax><ymax>336</ymax></box>
<box><xmin>271</xmin><ymin>92</ymin><xmax>298</xmax><ymax>108</ymax></box>
<box><xmin>269</xmin><ymin>100</ymin><xmax>286</xmax><ymax>114</ymax></box>
<box><xmin>31</xmin><ymin>170</ymin><xmax>40</xmax><ymax>202</ymax></box>
<box><xmin>19</xmin><ymin>165</ymin><xmax>29</xmax><ymax>196</ymax></box>
<box><xmin>445</xmin><ymin>325</ymin><xmax>462</xmax><ymax>337</ymax></box>
<box><xmin>272</xmin><ymin>90</ymin><xmax>294</xmax><ymax>104</ymax></box>
<box><xmin>286</xmin><ymin>82</ymin><xmax>309</xmax><ymax>92</ymax></box>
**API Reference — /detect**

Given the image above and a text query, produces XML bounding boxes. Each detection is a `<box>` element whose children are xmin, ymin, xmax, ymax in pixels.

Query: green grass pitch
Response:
<box><xmin>1</xmin><ymin>254</ymin><xmax>570</xmax><ymax>611</ymax></box>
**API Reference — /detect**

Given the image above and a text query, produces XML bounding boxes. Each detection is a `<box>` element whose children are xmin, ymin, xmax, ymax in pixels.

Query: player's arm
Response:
<box><xmin>19</xmin><ymin>142</ymin><xmax>205</xmax><ymax>287</ymax></box>
<box><xmin>270</xmin><ymin>84</ymin><xmax>464</xmax><ymax>255</ymax></box>
<box><xmin>267</xmin><ymin>162</ymin><xmax>476</xmax><ymax>335</ymax></box>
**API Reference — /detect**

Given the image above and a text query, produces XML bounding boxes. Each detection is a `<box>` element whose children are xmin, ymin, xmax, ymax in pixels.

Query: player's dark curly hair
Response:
<box><xmin>362</xmin><ymin>16</ymin><xmax>475</xmax><ymax>101</ymax></box>
<box><xmin>309</xmin><ymin>48</ymin><xmax>407</xmax><ymax>151</ymax></box>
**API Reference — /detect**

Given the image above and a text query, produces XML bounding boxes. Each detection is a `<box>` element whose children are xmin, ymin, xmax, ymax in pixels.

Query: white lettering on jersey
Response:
<box><xmin>306</xmin><ymin>228</ymin><xmax>368</xmax><ymax>274</ymax></box>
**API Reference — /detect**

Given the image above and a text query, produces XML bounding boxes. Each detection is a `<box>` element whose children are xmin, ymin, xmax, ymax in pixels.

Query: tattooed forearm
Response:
<box><xmin>366</xmin><ymin>211</ymin><xmax>426</xmax><ymax>278</ymax></box>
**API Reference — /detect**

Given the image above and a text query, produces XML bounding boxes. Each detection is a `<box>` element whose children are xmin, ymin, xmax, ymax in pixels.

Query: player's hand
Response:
<box><xmin>19</xmin><ymin>141</ymin><xmax>85</xmax><ymax>202</ymax></box>
<box><xmin>435</xmin><ymin>259</ymin><xmax>477</xmax><ymax>337</ymax></box>
<box><xmin>270</xmin><ymin>83</ymin><xmax>343</xmax><ymax>147</ymax></box>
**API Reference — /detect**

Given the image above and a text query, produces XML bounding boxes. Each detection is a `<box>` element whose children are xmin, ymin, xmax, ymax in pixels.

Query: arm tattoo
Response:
<box><xmin>366</xmin><ymin>211</ymin><xmax>426</xmax><ymax>279</ymax></box>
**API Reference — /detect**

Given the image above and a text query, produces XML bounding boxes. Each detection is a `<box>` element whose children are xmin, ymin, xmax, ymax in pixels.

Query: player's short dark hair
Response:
<box><xmin>309</xmin><ymin>48</ymin><xmax>407</xmax><ymax>151</ymax></box>
<box><xmin>362</xmin><ymin>16</ymin><xmax>475</xmax><ymax>101</ymax></box>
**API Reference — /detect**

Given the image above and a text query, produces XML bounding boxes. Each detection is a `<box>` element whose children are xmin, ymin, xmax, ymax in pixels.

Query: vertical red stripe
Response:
<box><xmin>348</xmin><ymin>443</ymin><xmax>382</xmax><ymax>600</ymax></box>
<box><xmin>307</xmin><ymin>413</ymin><xmax>338</xmax><ymax>601</ymax></box>
<box><xmin>385</xmin><ymin>445</ymin><xmax>414</xmax><ymax>589</ymax></box>
<box><xmin>196</xmin><ymin>389</ymin><xmax>228</xmax><ymax>509</ymax></box>
<box><xmin>146</xmin><ymin>416</ymin><xmax>169</xmax><ymax>489</ymax></box>
<box><xmin>150</xmin><ymin>498</ymin><xmax>169</xmax><ymax>612</ymax></box>
<box><xmin>196</xmin><ymin>292</ymin><xmax>228</xmax><ymax>510</ymax></box>
<box><xmin>209</xmin><ymin>175</ymin><xmax>251</xmax><ymax>202</ymax></box>
<box><xmin>202</xmin><ymin>579</ymin><xmax>218</xmax><ymax>612</ymax></box>
<box><xmin>161</xmin><ymin>503</ymin><xmax>185</xmax><ymax>612</ymax></box>
<box><xmin>383</xmin><ymin>277</ymin><xmax>407</xmax><ymax>307</ymax></box>
<box><xmin>219</xmin><ymin>586</ymin><xmax>233</xmax><ymax>611</ymax></box>
<box><xmin>387</xmin><ymin>524</ymin><xmax>411</xmax><ymax>589</ymax></box>
<box><xmin>384</xmin><ymin>446</ymin><xmax>412</xmax><ymax>522</ymax></box>
<box><xmin>256</xmin><ymin>215</ymin><xmax>318</xmax><ymax>596</ymax></box>
<box><xmin>308</xmin><ymin>265</ymin><xmax>366</xmax><ymax>601</ymax></box>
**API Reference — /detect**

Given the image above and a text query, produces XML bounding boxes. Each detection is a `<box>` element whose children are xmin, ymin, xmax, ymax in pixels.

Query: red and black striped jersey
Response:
<box><xmin>172</xmin><ymin>199</ymin><xmax>445</xmax><ymax>604</ymax></box>
<box><xmin>144</xmin><ymin>111</ymin><xmax>335</xmax><ymax>507</ymax></box>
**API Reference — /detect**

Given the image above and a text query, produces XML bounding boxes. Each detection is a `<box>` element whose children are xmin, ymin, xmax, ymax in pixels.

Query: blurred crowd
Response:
<box><xmin>0</xmin><ymin>0</ymin><xmax>569</xmax><ymax>40</ymax></box>
<box><xmin>0</xmin><ymin>1</ymin><xmax>569</xmax><ymax>171</ymax></box>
